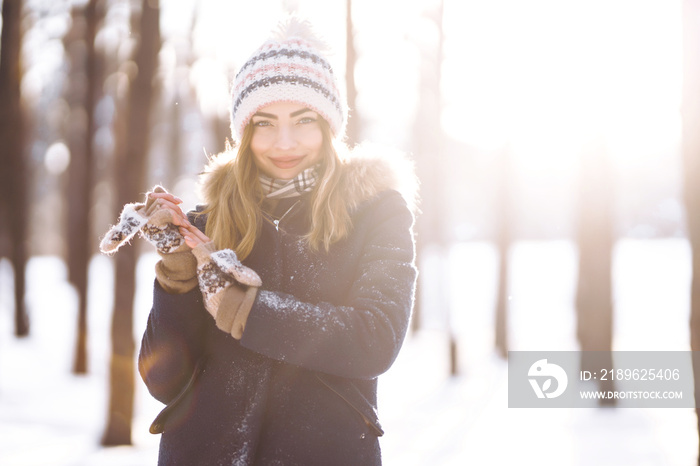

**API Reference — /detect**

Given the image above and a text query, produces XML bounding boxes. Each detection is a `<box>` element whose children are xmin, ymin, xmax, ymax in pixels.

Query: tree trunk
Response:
<box><xmin>494</xmin><ymin>146</ymin><xmax>512</xmax><ymax>358</ymax></box>
<box><xmin>412</xmin><ymin>3</ymin><xmax>444</xmax><ymax>335</ymax></box>
<box><xmin>345</xmin><ymin>0</ymin><xmax>360</xmax><ymax>146</ymax></box>
<box><xmin>102</xmin><ymin>0</ymin><xmax>160</xmax><ymax>446</ymax></box>
<box><xmin>65</xmin><ymin>0</ymin><xmax>105</xmax><ymax>375</ymax></box>
<box><xmin>161</xmin><ymin>87</ymin><xmax>183</xmax><ymax>189</ymax></box>
<box><xmin>681</xmin><ymin>0</ymin><xmax>700</xmax><ymax>461</ymax></box>
<box><xmin>575</xmin><ymin>140</ymin><xmax>616</xmax><ymax>404</ymax></box>
<box><xmin>0</xmin><ymin>0</ymin><xmax>29</xmax><ymax>337</ymax></box>
<box><xmin>412</xmin><ymin>0</ymin><xmax>457</xmax><ymax>373</ymax></box>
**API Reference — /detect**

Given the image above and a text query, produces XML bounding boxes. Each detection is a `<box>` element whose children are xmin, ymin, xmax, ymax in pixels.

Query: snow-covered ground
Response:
<box><xmin>0</xmin><ymin>239</ymin><xmax>697</xmax><ymax>465</ymax></box>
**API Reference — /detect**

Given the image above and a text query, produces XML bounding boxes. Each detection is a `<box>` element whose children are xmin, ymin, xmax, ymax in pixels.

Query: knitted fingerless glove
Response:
<box><xmin>154</xmin><ymin>248</ymin><xmax>198</xmax><ymax>294</ymax></box>
<box><xmin>100</xmin><ymin>186</ymin><xmax>197</xmax><ymax>293</ymax></box>
<box><xmin>192</xmin><ymin>242</ymin><xmax>261</xmax><ymax>339</ymax></box>
<box><xmin>216</xmin><ymin>285</ymin><xmax>258</xmax><ymax>340</ymax></box>
<box><xmin>100</xmin><ymin>186</ymin><xmax>187</xmax><ymax>255</ymax></box>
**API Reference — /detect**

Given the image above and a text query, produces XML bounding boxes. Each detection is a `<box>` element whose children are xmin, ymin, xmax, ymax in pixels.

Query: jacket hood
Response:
<box><xmin>199</xmin><ymin>142</ymin><xmax>419</xmax><ymax>213</ymax></box>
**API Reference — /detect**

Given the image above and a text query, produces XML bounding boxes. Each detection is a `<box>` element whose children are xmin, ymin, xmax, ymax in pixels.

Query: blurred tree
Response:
<box><xmin>575</xmin><ymin>141</ymin><xmax>616</xmax><ymax>404</ymax></box>
<box><xmin>345</xmin><ymin>0</ymin><xmax>359</xmax><ymax>147</ymax></box>
<box><xmin>494</xmin><ymin>145</ymin><xmax>513</xmax><ymax>358</ymax></box>
<box><xmin>102</xmin><ymin>0</ymin><xmax>161</xmax><ymax>446</ymax></box>
<box><xmin>0</xmin><ymin>0</ymin><xmax>29</xmax><ymax>337</ymax></box>
<box><xmin>63</xmin><ymin>0</ymin><xmax>106</xmax><ymax>375</ymax></box>
<box><xmin>682</xmin><ymin>0</ymin><xmax>700</xmax><ymax>457</ymax></box>
<box><xmin>410</xmin><ymin>12</ymin><xmax>437</xmax><ymax>333</ymax></box>
<box><xmin>165</xmin><ymin>89</ymin><xmax>183</xmax><ymax>187</ymax></box>
<box><xmin>161</xmin><ymin>8</ymin><xmax>196</xmax><ymax>188</ymax></box>
<box><xmin>211</xmin><ymin>102</ymin><xmax>231</xmax><ymax>154</ymax></box>
<box><xmin>413</xmin><ymin>0</ymin><xmax>458</xmax><ymax>373</ymax></box>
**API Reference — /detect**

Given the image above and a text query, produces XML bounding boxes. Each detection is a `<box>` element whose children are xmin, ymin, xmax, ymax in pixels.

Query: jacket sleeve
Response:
<box><xmin>239</xmin><ymin>192</ymin><xmax>417</xmax><ymax>380</ymax></box>
<box><xmin>138</xmin><ymin>280</ymin><xmax>208</xmax><ymax>404</ymax></box>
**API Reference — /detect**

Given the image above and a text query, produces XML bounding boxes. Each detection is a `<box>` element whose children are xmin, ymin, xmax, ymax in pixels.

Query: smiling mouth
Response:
<box><xmin>270</xmin><ymin>156</ymin><xmax>305</xmax><ymax>169</ymax></box>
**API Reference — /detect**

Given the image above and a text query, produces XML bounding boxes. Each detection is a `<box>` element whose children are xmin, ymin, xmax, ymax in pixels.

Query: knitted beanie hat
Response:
<box><xmin>230</xmin><ymin>17</ymin><xmax>347</xmax><ymax>141</ymax></box>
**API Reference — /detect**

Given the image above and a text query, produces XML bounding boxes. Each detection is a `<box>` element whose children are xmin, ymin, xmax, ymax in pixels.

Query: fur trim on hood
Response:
<box><xmin>336</xmin><ymin>142</ymin><xmax>418</xmax><ymax>213</ymax></box>
<box><xmin>198</xmin><ymin>143</ymin><xmax>419</xmax><ymax>213</ymax></box>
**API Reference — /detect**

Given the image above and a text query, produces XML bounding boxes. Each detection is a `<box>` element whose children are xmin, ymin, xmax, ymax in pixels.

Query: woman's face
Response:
<box><xmin>249</xmin><ymin>101</ymin><xmax>324</xmax><ymax>180</ymax></box>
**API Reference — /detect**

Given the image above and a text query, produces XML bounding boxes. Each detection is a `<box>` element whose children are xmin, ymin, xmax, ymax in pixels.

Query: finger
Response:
<box><xmin>148</xmin><ymin>191</ymin><xmax>183</xmax><ymax>203</ymax></box>
<box><xmin>153</xmin><ymin>200</ymin><xmax>189</xmax><ymax>225</ymax></box>
<box><xmin>179</xmin><ymin>227</ymin><xmax>203</xmax><ymax>248</ymax></box>
<box><xmin>154</xmin><ymin>197</ymin><xmax>183</xmax><ymax>213</ymax></box>
<box><xmin>165</xmin><ymin>208</ymin><xmax>186</xmax><ymax>226</ymax></box>
<box><xmin>178</xmin><ymin>224</ymin><xmax>197</xmax><ymax>238</ymax></box>
<box><xmin>155</xmin><ymin>204</ymin><xmax>185</xmax><ymax>226</ymax></box>
<box><xmin>181</xmin><ymin>223</ymin><xmax>210</xmax><ymax>244</ymax></box>
<box><xmin>182</xmin><ymin>234</ymin><xmax>198</xmax><ymax>249</ymax></box>
<box><xmin>191</xmin><ymin>226</ymin><xmax>211</xmax><ymax>244</ymax></box>
<box><xmin>180</xmin><ymin>223</ymin><xmax>204</xmax><ymax>240</ymax></box>
<box><xmin>148</xmin><ymin>192</ymin><xmax>183</xmax><ymax>204</ymax></box>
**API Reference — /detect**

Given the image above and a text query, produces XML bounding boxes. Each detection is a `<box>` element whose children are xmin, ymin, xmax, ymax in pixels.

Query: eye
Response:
<box><xmin>297</xmin><ymin>116</ymin><xmax>317</xmax><ymax>125</ymax></box>
<box><xmin>253</xmin><ymin>120</ymin><xmax>273</xmax><ymax>127</ymax></box>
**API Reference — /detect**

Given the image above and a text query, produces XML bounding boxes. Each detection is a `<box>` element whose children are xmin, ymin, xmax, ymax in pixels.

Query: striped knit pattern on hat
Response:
<box><xmin>230</xmin><ymin>18</ymin><xmax>347</xmax><ymax>141</ymax></box>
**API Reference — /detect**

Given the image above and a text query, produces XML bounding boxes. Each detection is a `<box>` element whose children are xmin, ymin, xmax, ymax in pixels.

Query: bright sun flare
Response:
<box><xmin>441</xmin><ymin>0</ymin><xmax>682</xmax><ymax>170</ymax></box>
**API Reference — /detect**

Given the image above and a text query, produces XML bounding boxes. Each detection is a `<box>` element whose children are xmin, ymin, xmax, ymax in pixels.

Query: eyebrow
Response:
<box><xmin>253</xmin><ymin>107</ymin><xmax>314</xmax><ymax>119</ymax></box>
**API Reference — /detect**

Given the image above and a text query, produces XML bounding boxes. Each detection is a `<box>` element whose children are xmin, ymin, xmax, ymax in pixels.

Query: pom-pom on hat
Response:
<box><xmin>230</xmin><ymin>17</ymin><xmax>347</xmax><ymax>142</ymax></box>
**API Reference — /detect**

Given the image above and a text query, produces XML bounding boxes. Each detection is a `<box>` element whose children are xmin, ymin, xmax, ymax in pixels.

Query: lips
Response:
<box><xmin>270</xmin><ymin>156</ymin><xmax>305</xmax><ymax>170</ymax></box>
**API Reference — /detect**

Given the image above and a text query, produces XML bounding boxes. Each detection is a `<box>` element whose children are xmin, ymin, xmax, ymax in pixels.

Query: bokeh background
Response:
<box><xmin>1</xmin><ymin>0</ymin><xmax>700</xmax><ymax>464</ymax></box>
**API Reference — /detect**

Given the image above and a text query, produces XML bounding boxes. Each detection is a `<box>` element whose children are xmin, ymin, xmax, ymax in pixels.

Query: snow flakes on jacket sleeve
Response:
<box><xmin>239</xmin><ymin>191</ymin><xmax>417</xmax><ymax>379</ymax></box>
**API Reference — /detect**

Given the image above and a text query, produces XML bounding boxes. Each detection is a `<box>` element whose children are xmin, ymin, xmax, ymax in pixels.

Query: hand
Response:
<box><xmin>146</xmin><ymin>191</ymin><xmax>188</xmax><ymax>227</ymax></box>
<box><xmin>147</xmin><ymin>190</ymin><xmax>210</xmax><ymax>249</ymax></box>
<box><xmin>179</xmin><ymin>222</ymin><xmax>211</xmax><ymax>249</ymax></box>
<box><xmin>191</xmin><ymin>241</ymin><xmax>262</xmax><ymax>325</ymax></box>
<box><xmin>99</xmin><ymin>185</ymin><xmax>191</xmax><ymax>255</ymax></box>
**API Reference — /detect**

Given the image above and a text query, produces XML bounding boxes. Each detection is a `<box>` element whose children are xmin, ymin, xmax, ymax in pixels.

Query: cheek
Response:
<box><xmin>250</xmin><ymin>131</ymin><xmax>270</xmax><ymax>158</ymax></box>
<box><xmin>305</xmin><ymin>128</ymin><xmax>323</xmax><ymax>154</ymax></box>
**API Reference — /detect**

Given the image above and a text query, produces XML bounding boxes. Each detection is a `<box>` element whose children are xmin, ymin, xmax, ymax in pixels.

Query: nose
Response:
<box><xmin>274</xmin><ymin>124</ymin><xmax>297</xmax><ymax>150</ymax></box>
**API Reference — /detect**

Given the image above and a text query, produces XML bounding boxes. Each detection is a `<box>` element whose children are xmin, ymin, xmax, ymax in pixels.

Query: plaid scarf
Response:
<box><xmin>259</xmin><ymin>167</ymin><xmax>318</xmax><ymax>199</ymax></box>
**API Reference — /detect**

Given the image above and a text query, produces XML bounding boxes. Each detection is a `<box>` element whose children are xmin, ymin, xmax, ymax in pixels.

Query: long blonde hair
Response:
<box><xmin>200</xmin><ymin>118</ymin><xmax>351</xmax><ymax>260</ymax></box>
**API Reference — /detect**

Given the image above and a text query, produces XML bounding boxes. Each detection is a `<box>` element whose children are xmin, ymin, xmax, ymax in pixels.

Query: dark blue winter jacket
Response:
<box><xmin>139</xmin><ymin>150</ymin><xmax>417</xmax><ymax>465</ymax></box>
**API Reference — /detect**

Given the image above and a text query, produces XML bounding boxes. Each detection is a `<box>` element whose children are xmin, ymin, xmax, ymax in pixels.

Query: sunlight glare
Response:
<box><xmin>441</xmin><ymin>0</ymin><xmax>682</xmax><ymax>173</ymax></box>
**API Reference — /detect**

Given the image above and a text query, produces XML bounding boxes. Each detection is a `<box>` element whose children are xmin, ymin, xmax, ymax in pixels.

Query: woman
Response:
<box><xmin>107</xmin><ymin>17</ymin><xmax>417</xmax><ymax>465</ymax></box>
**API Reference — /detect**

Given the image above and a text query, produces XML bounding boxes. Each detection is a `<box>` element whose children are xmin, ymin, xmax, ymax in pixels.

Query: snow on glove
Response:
<box><xmin>192</xmin><ymin>241</ymin><xmax>262</xmax><ymax>321</ymax></box>
<box><xmin>99</xmin><ymin>185</ymin><xmax>186</xmax><ymax>255</ymax></box>
<box><xmin>99</xmin><ymin>202</ymin><xmax>148</xmax><ymax>254</ymax></box>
